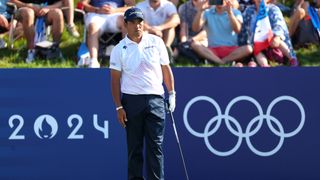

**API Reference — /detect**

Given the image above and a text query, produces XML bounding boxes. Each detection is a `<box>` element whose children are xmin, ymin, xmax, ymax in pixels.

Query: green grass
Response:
<box><xmin>0</xmin><ymin>13</ymin><xmax>320</xmax><ymax>68</ymax></box>
<box><xmin>0</xmin><ymin>24</ymin><xmax>82</xmax><ymax>68</ymax></box>
<box><xmin>174</xmin><ymin>44</ymin><xmax>320</xmax><ymax>67</ymax></box>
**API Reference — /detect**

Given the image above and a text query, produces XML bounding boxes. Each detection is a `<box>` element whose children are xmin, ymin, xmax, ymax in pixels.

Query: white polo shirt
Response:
<box><xmin>110</xmin><ymin>33</ymin><xmax>170</xmax><ymax>95</ymax></box>
<box><xmin>136</xmin><ymin>0</ymin><xmax>177</xmax><ymax>26</ymax></box>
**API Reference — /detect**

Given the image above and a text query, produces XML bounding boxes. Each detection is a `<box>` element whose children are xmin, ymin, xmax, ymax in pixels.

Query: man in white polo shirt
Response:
<box><xmin>136</xmin><ymin>0</ymin><xmax>180</xmax><ymax>62</ymax></box>
<box><xmin>110</xmin><ymin>7</ymin><xmax>176</xmax><ymax>180</ymax></box>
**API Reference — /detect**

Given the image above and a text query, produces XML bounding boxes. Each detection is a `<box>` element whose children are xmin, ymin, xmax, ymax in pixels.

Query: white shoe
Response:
<box><xmin>67</xmin><ymin>24</ymin><xmax>80</xmax><ymax>38</ymax></box>
<box><xmin>88</xmin><ymin>58</ymin><xmax>100</xmax><ymax>68</ymax></box>
<box><xmin>26</xmin><ymin>49</ymin><xmax>35</xmax><ymax>63</ymax></box>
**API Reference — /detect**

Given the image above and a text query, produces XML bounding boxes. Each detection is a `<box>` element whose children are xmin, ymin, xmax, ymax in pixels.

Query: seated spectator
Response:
<box><xmin>63</xmin><ymin>0</ymin><xmax>80</xmax><ymax>37</ymax></box>
<box><xmin>238</xmin><ymin>0</ymin><xmax>299</xmax><ymax>66</ymax></box>
<box><xmin>0</xmin><ymin>0</ymin><xmax>11</xmax><ymax>48</ymax></box>
<box><xmin>191</xmin><ymin>0</ymin><xmax>252</xmax><ymax>65</ymax></box>
<box><xmin>289</xmin><ymin>0</ymin><xmax>320</xmax><ymax>48</ymax></box>
<box><xmin>178</xmin><ymin>0</ymin><xmax>208</xmax><ymax>64</ymax></box>
<box><xmin>10</xmin><ymin>0</ymin><xmax>64</xmax><ymax>63</ymax></box>
<box><xmin>80</xmin><ymin>0</ymin><xmax>134</xmax><ymax>68</ymax></box>
<box><xmin>136</xmin><ymin>0</ymin><xmax>180</xmax><ymax>61</ymax></box>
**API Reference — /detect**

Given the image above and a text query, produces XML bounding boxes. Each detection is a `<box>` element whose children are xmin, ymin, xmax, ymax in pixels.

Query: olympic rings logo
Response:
<box><xmin>183</xmin><ymin>96</ymin><xmax>305</xmax><ymax>157</ymax></box>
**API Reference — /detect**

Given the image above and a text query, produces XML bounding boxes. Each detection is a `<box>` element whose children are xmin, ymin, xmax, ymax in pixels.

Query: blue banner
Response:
<box><xmin>0</xmin><ymin>68</ymin><xmax>319</xmax><ymax>180</ymax></box>
<box><xmin>0</xmin><ymin>69</ymin><xmax>126</xmax><ymax>179</ymax></box>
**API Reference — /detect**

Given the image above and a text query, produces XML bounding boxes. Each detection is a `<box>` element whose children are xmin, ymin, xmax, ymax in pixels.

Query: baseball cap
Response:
<box><xmin>124</xmin><ymin>7</ymin><xmax>144</xmax><ymax>21</ymax></box>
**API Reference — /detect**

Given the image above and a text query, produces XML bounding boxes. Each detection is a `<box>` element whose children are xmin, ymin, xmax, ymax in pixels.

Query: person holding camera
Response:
<box><xmin>110</xmin><ymin>7</ymin><xmax>175</xmax><ymax>180</ymax></box>
<box><xmin>191</xmin><ymin>0</ymin><xmax>253</xmax><ymax>65</ymax></box>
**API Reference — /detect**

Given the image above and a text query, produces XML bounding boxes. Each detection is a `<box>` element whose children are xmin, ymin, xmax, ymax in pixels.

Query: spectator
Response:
<box><xmin>10</xmin><ymin>0</ymin><xmax>64</xmax><ymax>63</ymax></box>
<box><xmin>0</xmin><ymin>0</ymin><xmax>10</xmax><ymax>48</ymax></box>
<box><xmin>179</xmin><ymin>0</ymin><xmax>204</xmax><ymax>43</ymax></box>
<box><xmin>289</xmin><ymin>0</ymin><xmax>320</xmax><ymax>48</ymax></box>
<box><xmin>136</xmin><ymin>0</ymin><xmax>180</xmax><ymax>61</ymax></box>
<box><xmin>178</xmin><ymin>0</ymin><xmax>208</xmax><ymax>64</ymax></box>
<box><xmin>238</xmin><ymin>0</ymin><xmax>299</xmax><ymax>67</ymax></box>
<box><xmin>80</xmin><ymin>0</ymin><xmax>134</xmax><ymax>68</ymax></box>
<box><xmin>191</xmin><ymin>0</ymin><xmax>252</xmax><ymax>65</ymax></box>
<box><xmin>63</xmin><ymin>0</ymin><xmax>80</xmax><ymax>37</ymax></box>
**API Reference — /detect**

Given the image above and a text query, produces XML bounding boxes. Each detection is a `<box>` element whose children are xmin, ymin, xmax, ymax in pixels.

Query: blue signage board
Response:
<box><xmin>0</xmin><ymin>69</ymin><xmax>126</xmax><ymax>179</ymax></box>
<box><xmin>0</xmin><ymin>68</ymin><xmax>319</xmax><ymax>180</ymax></box>
<box><xmin>165</xmin><ymin>68</ymin><xmax>320</xmax><ymax>180</ymax></box>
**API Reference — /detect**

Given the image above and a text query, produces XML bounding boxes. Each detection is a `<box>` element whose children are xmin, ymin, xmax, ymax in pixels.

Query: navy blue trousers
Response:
<box><xmin>122</xmin><ymin>94</ymin><xmax>166</xmax><ymax>180</ymax></box>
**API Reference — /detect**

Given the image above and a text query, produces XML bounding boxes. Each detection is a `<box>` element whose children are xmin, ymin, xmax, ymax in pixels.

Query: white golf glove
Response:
<box><xmin>168</xmin><ymin>90</ymin><xmax>176</xmax><ymax>112</ymax></box>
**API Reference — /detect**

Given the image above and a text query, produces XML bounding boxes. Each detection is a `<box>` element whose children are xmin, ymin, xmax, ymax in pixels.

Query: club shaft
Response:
<box><xmin>170</xmin><ymin>111</ymin><xmax>190</xmax><ymax>180</ymax></box>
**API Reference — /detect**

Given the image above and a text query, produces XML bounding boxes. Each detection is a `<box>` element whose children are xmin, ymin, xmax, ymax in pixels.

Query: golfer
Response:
<box><xmin>110</xmin><ymin>7</ymin><xmax>176</xmax><ymax>180</ymax></box>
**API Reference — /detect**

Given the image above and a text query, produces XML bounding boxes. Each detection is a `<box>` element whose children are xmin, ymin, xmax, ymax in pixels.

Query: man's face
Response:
<box><xmin>125</xmin><ymin>19</ymin><xmax>144</xmax><ymax>38</ymax></box>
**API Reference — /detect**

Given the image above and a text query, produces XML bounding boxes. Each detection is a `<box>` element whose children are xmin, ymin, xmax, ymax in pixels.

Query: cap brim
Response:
<box><xmin>126</xmin><ymin>17</ymin><xmax>144</xmax><ymax>21</ymax></box>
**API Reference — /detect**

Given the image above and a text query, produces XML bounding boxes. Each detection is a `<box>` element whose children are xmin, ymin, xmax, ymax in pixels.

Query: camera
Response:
<box><xmin>209</xmin><ymin>0</ymin><xmax>223</xmax><ymax>5</ymax></box>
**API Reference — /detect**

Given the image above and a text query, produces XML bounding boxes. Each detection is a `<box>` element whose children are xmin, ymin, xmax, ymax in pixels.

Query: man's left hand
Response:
<box><xmin>168</xmin><ymin>91</ymin><xmax>176</xmax><ymax>112</ymax></box>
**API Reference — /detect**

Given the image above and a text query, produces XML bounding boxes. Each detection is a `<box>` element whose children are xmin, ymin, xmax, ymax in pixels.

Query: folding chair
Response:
<box><xmin>98</xmin><ymin>31</ymin><xmax>122</xmax><ymax>61</ymax></box>
<box><xmin>0</xmin><ymin>2</ymin><xmax>19</xmax><ymax>48</ymax></box>
<box><xmin>6</xmin><ymin>2</ymin><xmax>49</xmax><ymax>49</ymax></box>
<box><xmin>76</xmin><ymin>2</ymin><xmax>122</xmax><ymax>64</ymax></box>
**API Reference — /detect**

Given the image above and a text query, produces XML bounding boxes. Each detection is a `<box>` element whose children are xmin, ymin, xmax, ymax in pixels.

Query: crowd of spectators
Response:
<box><xmin>0</xmin><ymin>0</ymin><xmax>319</xmax><ymax>67</ymax></box>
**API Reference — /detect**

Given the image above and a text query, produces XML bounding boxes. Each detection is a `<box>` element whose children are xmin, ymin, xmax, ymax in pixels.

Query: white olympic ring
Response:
<box><xmin>183</xmin><ymin>96</ymin><xmax>305</xmax><ymax>157</ymax></box>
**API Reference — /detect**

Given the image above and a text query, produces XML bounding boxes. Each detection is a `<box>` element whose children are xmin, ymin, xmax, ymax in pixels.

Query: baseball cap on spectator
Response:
<box><xmin>124</xmin><ymin>7</ymin><xmax>144</xmax><ymax>22</ymax></box>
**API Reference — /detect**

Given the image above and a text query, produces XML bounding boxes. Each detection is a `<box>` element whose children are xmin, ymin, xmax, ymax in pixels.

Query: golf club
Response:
<box><xmin>166</xmin><ymin>100</ymin><xmax>190</xmax><ymax>180</ymax></box>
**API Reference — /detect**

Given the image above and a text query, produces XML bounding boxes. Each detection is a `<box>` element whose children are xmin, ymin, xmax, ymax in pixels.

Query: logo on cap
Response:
<box><xmin>124</xmin><ymin>7</ymin><xmax>144</xmax><ymax>21</ymax></box>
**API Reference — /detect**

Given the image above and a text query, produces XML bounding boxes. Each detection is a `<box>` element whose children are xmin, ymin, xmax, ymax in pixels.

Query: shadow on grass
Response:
<box><xmin>296</xmin><ymin>45</ymin><xmax>320</xmax><ymax>66</ymax></box>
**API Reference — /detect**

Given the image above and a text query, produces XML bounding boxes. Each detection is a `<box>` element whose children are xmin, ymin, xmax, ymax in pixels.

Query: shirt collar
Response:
<box><xmin>124</xmin><ymin>32</ymin><xmax>147</xmax><ymax>45</ymax></box>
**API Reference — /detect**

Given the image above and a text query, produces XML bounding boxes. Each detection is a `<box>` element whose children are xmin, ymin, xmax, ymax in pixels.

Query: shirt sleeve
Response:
<box><xmin>157</xmin><ymin>36</ymin><xmax>170</xmax><ymax>65</ymax></box>
<box><xmin>109</xmin><ymin>44</ymin><xmax>122</xmax><ymax>71</ymax></box>
<box><xmin>136</xmin><ymin>2</ymin><xmax>144</xmax><ymax>14</ymax></box>
<box><xmin>269</xmin><ymin>5</ymin><xmax>286</xmax><ymax>40</ymax></box>
<box><xmin>178</xmin><ymin>4</ymin><xmax>186</xmax><ymax>23</ymax></box>
<box><xmin>165</xmin><ymin>2</ymin><xmax>178</xmax><ymax>17</ymax></box>
<box><xmin>233</xmin><ymin>9</ymin><xmax>243</xmax><ymax>23</ymax></box>
<box><xmin>238</xmin><ymin>9</ymin><xmax>250</xmax><ymax>45</ymax></box>
<box><xmin>203</xmin><ymin>9</ymin><xmax>210</xmax><ymax>22</ymax></box>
